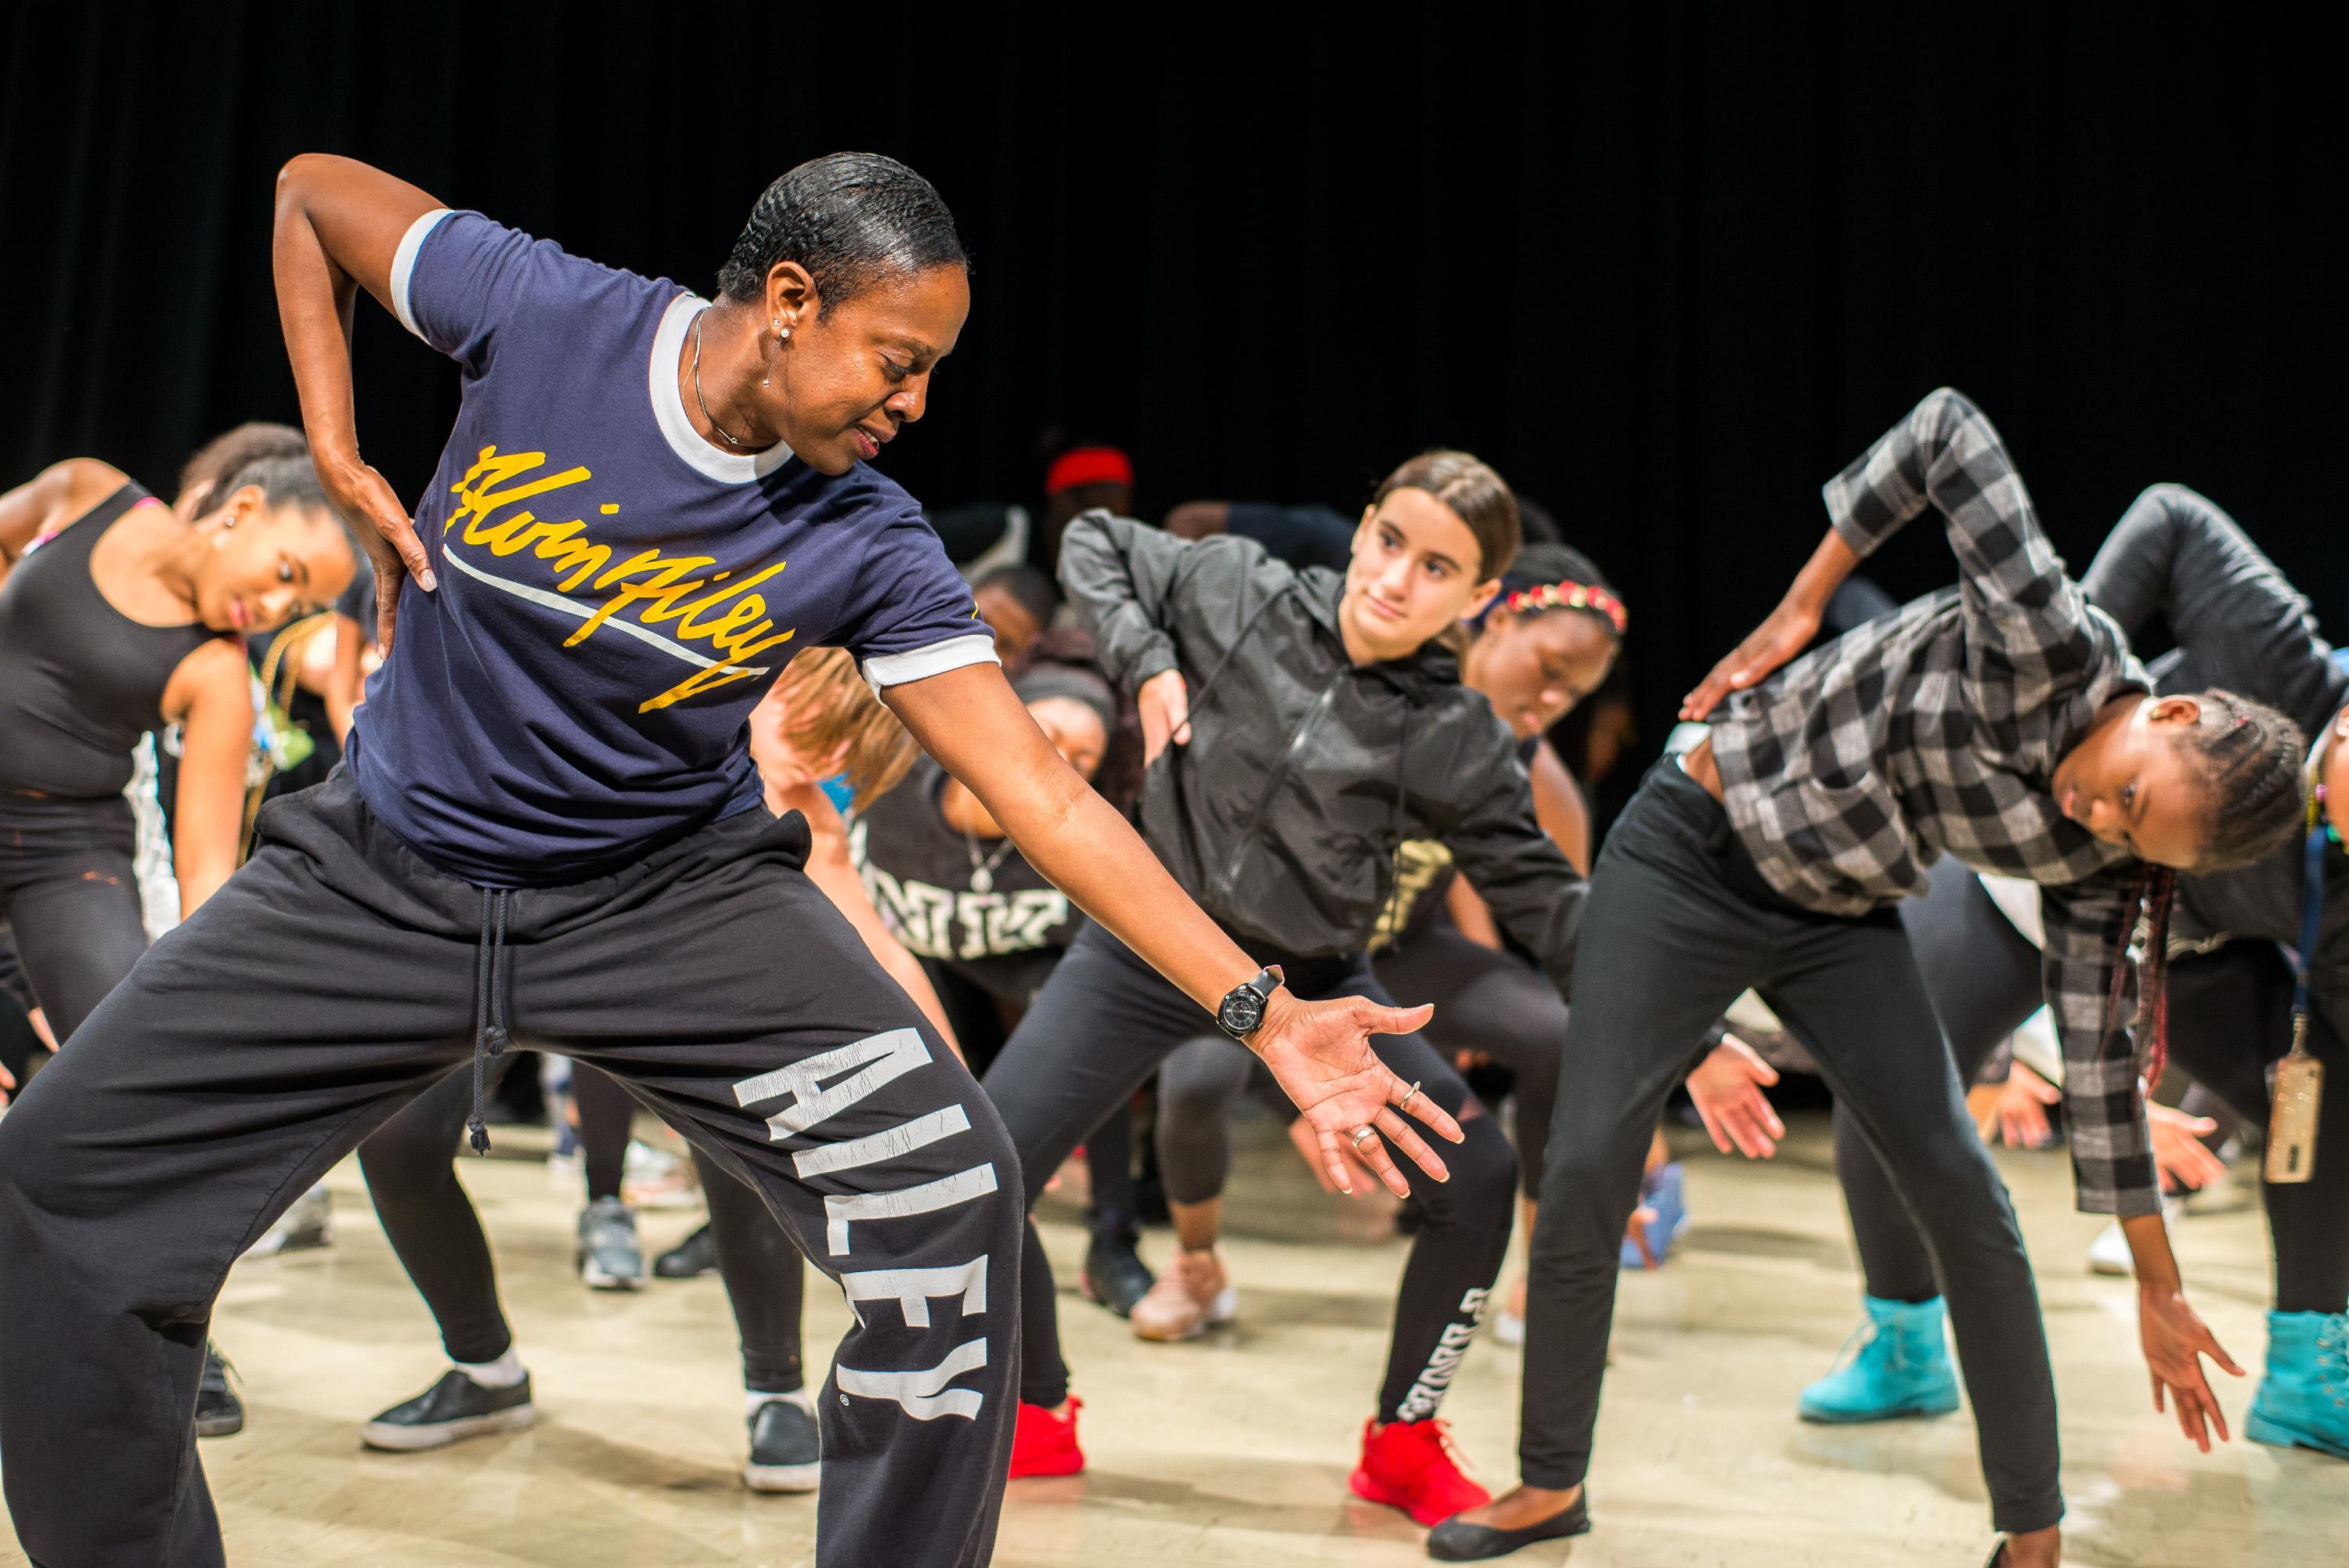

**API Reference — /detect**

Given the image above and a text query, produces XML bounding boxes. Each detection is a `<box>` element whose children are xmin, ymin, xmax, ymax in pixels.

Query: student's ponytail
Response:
<box><xmin>771</xmin><ymin>648</ymin><xmax>919</xmax><ymax>812</ymax></box>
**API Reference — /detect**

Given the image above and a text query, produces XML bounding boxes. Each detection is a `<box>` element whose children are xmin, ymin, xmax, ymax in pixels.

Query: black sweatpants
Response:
<box><xmin>1522</xmin><ymin>759</ymin><xmax>2061</xmax><ymax>1534</ymax></box>
<box><xmin>984</xmin><ymin>920</ymin><xmax>1517</xmax><ymax>1422</ymax></box>
<box><xmin>0</xmin><ymin>773</ymin><xmax>1019</xmax><ymax>1568</ymax></box>
<box><xmin>0</xmin><ymin>790</ymin><xmax>150</xmax><ymax>1043</ymax></box>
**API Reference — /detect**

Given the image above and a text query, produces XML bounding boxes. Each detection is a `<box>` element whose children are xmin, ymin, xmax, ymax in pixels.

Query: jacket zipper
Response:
<box><xmin>1219</xmin><ymin>669</ymin><xmax>1346</xmax><ymax>906</ymax></box>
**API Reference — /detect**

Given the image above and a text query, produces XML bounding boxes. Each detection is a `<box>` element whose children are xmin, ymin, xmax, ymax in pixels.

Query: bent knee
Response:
<box><xmin>1418</xmin><ymin>1116</ymin><xmax>1517</xmax><ymax>1219</ymax></box>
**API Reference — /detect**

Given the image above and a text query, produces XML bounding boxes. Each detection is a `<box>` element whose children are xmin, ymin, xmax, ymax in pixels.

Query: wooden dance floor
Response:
<box><xmin>3</xmin><ymin>1111</ymin><xmax>2328</xmax><ymax>1566</ymax></box>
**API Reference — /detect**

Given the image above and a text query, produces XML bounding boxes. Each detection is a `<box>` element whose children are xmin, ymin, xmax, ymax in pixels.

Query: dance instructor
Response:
<box><xmin>1431</xmin><ymin>390</ymin><xmax>2306</xmax><ymax>1565</ymax></box>
<box><xmin>0</xmin><ymin>153</ymin><xmax>1453</xmax><ymax>1568</ymax></box>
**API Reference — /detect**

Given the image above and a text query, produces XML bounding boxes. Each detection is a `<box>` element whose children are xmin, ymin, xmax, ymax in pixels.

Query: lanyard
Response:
<box><xmin>2294</xmin><ymin>824</ymin><xmax>2326</xmax><ymax>1027</ymax></box>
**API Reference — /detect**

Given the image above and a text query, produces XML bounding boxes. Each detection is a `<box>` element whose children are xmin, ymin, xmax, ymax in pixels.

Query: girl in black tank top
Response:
<box><xmin>0</xmin><ymin>452</ymin><xmax>355</xmax><ymax>1041</ymax></box>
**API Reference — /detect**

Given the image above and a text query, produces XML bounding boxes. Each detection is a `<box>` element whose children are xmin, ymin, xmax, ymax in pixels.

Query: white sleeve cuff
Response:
<box><xmin>388</xmin><ymin>207</ymin><xmax>456</xmax><ymax>341</ymax></box>
<box><xmin>861</xmin><ymin>632</ymin><xmax>1001</xmax><ymax>694</ymax></box>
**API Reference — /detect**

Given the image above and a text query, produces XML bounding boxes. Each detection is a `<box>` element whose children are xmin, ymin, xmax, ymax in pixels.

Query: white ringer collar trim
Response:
<box><xmin>649</xmin><ymin>295</ymin><xmax>793</xmax><ymax>484</ymax></box>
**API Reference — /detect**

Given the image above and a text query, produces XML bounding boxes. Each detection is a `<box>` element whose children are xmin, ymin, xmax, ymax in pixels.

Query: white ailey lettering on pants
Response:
<box><xmin>732</xmin><ymin>1028</ymin><xmax>998</xmax><ymax>1421</ymax></box>
<box><xmin>835</xmin><ymin>1339</ymin><xmax>990</xmax><ymax>1421</ymax></box>
<box><xmin>842</xmin><ymin>1256</ymin><xmax>988</xmax><ymax>1328</ymax></box>
<box><xmin>734</xmin><ymin>1027</ymin><xmax>934</xmax><ymax>1138</ymax></box>
<box><xmin>1395</xmin><ymin>1286</ymin><xmax>1491</xmax><ymax>1422</ymax></box>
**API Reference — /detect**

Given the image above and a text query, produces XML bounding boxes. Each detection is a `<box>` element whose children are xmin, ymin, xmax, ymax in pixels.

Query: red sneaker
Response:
<box><xmin>1349</xmin><ymin>1416</ymin><xmax>1490</xmax><ymax>1525</ymax></box>
<box><xmin>1009</xmin><ymin>1397</ymin><xmax>1085</xmax><ymax>1478</ymax></box>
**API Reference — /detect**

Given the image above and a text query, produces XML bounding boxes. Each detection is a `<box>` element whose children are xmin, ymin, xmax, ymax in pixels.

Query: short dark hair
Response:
<box><xmin>976</xmin><ymin>564</ymin><xmax>1059</xmax><ymax>625</ymax></box>
<box><xmin>716</xmin><ymin>153</ymin><xmax>968</xmax><ymax>312</ymax></box>
<box><xmin>178</xmin><ymin>421</ymin><xmax>307</xmax><ymax>510</ymax></box>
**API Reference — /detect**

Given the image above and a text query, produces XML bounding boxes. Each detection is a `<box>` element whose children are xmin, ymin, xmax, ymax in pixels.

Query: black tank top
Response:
<box><xmin>0</xmin><ymin>482</ymin><xmax>229</xmax><ymax>799</ymax></box>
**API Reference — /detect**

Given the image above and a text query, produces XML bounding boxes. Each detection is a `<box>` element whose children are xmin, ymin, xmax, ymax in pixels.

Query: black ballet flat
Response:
<box><xmin>1423</xmin><ymin>1494</ymin><xmax>1590</xmax><ymax>1561</ymax></box>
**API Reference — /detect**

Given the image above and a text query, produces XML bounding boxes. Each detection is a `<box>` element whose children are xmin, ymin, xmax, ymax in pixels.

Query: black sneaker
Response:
<box><xmin>654</xmin><ymin>1222</ymin><xmax>718</xmax><ymax>1279</ymax></box>
<box><xmin>360</xmin><ymin>1369</ymin><xmax>536</xmax><ymax>1451</ymax></box>
<box><xmin>1081</xmin><ymin>1231</ymin><xmax>1156</xmax><ymax>1317</ymax></box>
<box><xmin>195</xmin><ymin>1343</ymin><xmax>244</xmax><ymax>1438</ymax></box>
<box><xmin>743</xmin><ymin>1394</ymin><xmax>821</xmax><ymax>1493</ymax></box>
<box><xmin>576</xmin><ymin>1196</ymin><xmax>644</xmax><ymax>1289</ymax></box>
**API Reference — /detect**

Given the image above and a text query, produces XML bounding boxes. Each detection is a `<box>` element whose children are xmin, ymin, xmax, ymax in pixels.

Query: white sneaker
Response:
<box><xmin>2087</xmin><ymin>1196</ymin><xmax>2183</xmax><ymax>1276</ymax></box>
<box><xmin>244</xmin><ymin>1184</ymin><xmax>333</xmax><ymax>1259</ymax></box>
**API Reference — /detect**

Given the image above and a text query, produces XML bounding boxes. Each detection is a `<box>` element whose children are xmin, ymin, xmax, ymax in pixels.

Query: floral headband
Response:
<box><xmin>1504</xmin><ymin>579</ymin><xmax>1629</xmax><ymax>637</ymax></box>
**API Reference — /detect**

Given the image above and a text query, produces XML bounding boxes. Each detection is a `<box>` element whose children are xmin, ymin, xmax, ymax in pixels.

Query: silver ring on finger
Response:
<box><xmin>1349</xmin><ymin>1126</ymin><xmax>1378</xmax><ymax>1152</ymax></box>
<box><xmin>1394</xmin><ymin>1080</ymin><xmax>1424</xmax><ymax>1115</ymax></box>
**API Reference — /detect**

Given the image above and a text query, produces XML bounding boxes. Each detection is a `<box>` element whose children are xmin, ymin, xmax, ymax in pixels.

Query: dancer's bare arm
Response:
<box><xmin>160</xmin><ymin>640</ymin><xmax>258</xmax><ymax>916</ymax></box>
<box><xmin>779</xmin><ymin>781</ymin><xmax>962</xmax><ymax>1054</ymax></box>
<box><xmin>888</xmin><ymin>662</ymin><xmax>1460</xmax><ymax>1195</ymax></box>
<box><xmin>272</xmin><ymin>153</ymin><xmax>444</xmax><ymax>648</ymax></box>
<box><xmin>0</xmin><ymin>460</ymin><xmax>129</xmax><ymax>589</ymax></box>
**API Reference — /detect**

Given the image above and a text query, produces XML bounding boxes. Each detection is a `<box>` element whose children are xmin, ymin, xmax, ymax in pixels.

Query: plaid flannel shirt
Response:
<box><xmin>1711</xmin><ymin>388</ymin><xmax>2161</xmax><ymax>1217</ymax></box>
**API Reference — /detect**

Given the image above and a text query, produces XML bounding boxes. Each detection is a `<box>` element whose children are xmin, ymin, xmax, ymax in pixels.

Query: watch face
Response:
<box><xmin>1219</xmin><ymin>989</ymin><xmax>1266</xmax><ymax>1036</ymax></box>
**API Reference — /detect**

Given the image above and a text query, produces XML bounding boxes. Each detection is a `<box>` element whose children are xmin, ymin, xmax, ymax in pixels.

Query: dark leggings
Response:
<box><xmin>0</xmin><ymin>791</ymin><xmax>150</xmax><ymax>1044</ymax></box>
<box><xmin>926</xmin><ymin>952</ymin><xmax>1139</xmax><ymax>1238</ymax></box>
<box><xmin>1375</xmin><ymin>917</ymin><xmax>1567</xmax><ymax>1195</ymax></box>
<box><xmin>984</xmin><ymin>922</ymin><xmax>1517</xmax><ymax>1422</ymax></box>
<box><xmin>1837</xmin><ymin>857</ymin><xmax>2044</xmax><ymax>1302</ymax></box>
<box><xmin>1523</xmin><ymin>761</ymin><xmax>2059</xmax><ymax>1532</ymax></box>
<box><xmin>1842</xmin><ymin>867</ymin><xmax>2349</xmax><ymax>1317</ymax></box>
<box><xmin>1153</xmin><ymin>917</ymin><xmax>1566</xmax><ymax>1210</ymax></box>
<box><xmin>359</xmin><ymin>1059</ymin><xmax>806</xmax><ymax>1387</ymax></box>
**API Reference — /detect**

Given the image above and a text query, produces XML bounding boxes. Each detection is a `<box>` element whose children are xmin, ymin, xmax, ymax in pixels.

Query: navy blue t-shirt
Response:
<box><xmin>345</xmin><ymin>209</ymin><xmax>996</xmax><ymax>886</ymax></box>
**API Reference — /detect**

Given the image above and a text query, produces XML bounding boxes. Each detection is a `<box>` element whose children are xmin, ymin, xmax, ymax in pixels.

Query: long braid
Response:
<box><xmin>2101</xmin><ymin>867</ymin><xmax>2178</xmax><ymax>1097</ymax></box>
<box><xmin>2185</xmin><ymin>689</ymin><xmax>2307</xmax><ymax>870</ymax></box>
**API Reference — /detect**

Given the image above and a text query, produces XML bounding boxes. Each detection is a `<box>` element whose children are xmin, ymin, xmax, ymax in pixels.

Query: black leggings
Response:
<box><xmin>1522</xmin><ymin>761</ymin><xmax>2059</xmax><ymax>1533</ymax></box>
<box><xmin>925</xmin><ymin>950</ymin><xmax>1138</xmax><ymax>1238</ymax></box>
<box><xmin>1837</xmin><ymin>856</ymin><xmax>2043</xmax><ymax>1303</ymax></box>
<box><xmin>1841</xmin><ymin>868</ymin><xmax>2349</xmax><ymax>1317</ymax></box>
<box><xmin>1147</xmin><ymin>917</ymin><xmax>1566</xmax><ymax>1214</ymax></box>
<box><xmin>1376</xmin><ymin>918</ymin><xmax>1567</xmax><ymax>1195</ymax></box>
<box><xmin>0</xmin><ymin>791</ymin><xmax>150</xmax><ymax>1044</ymax></box>
<box><xmin>983</xmin><ymin>921</ymin><xmax>1517</xmax><ymax>1422</ymax></box>
<box><xmin>359</xmin><ymin>1058</ymin><xmax>807</xmax><ymax>1388</ymax></box>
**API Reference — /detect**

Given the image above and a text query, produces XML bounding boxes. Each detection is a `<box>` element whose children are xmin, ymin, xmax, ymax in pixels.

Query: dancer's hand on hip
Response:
<box><xmin>1686</xmin><ymin>1035</ymin><xmax>1784</xmax><ymax>1158</ymax></box>
<box><xmin>1681</xmin><ymin>599</ymin><xmax>1820</xmax><ymax>720</ymax></box>
<box><xmin>318</xmin><ymin>454</ymin><xmax>435</xmax><ymax>651</ymax></box>
<box><xmin>1249</xmin><ymin>993</ymin><xmax>1456</xmax><ymax>1197</ymax></box>
<box><xmin>2138</xmin><ymin>1282</ymin><xmax>2244</xmax><ymax>1451</ymax></box>
<box><xmin>1136</xmin><ymin>669</ymin><xmax>1192</xmax><ymax>765</ymax></box>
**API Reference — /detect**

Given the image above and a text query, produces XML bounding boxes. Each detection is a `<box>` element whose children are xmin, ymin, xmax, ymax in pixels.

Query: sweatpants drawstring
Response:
<box><xmin>466</xmin><ymin>887</ymin><xmax>513</xmax><ymax>1155</ymax></box>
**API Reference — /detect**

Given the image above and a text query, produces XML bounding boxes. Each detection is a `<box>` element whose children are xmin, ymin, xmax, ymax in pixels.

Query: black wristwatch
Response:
<box><xmin>1215</xmin><ymin>965</ymin><xmax>1283</xmax><ymax>1041</ymax></box>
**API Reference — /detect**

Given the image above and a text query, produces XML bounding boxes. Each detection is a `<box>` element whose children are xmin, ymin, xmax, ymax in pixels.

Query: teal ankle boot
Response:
<box><xmin>2246</xmin><ymin>1310</ymin><xmax>2349</xmax><ymax>1459</ymax></box>
<box><xmin>1799</xmin><ymin>1295</ymin><xmax>1961</xmax><ymax>1423</ymax></box>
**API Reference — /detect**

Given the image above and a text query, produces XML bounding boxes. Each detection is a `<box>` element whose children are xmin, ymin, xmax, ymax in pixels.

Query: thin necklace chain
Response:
<box><xmin>691</xmin><ymin>312</ymin><xmax>763</xmax><ymax>452</ymax></box>
<box><xmin>964</xmin><ymin>831</ymin><xmax>1016</xmax><ymax>892</ymax></box>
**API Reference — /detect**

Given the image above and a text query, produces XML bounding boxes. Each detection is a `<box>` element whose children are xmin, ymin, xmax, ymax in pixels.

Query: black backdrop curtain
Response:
<box><xmin>5</xmin><ymin>2</ymin><xmax>2340</xmax><ymax>756</ymax></box>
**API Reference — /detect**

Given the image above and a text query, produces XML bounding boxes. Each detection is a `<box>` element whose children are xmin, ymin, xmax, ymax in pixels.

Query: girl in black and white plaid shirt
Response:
<box><xmin>1431</xmin><ymin>390</ymin><xmax>2306</xmax><ymax>1568</ymax></box>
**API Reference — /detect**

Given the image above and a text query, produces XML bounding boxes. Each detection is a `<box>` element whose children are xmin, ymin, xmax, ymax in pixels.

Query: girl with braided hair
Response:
<box><xmin>1434</xmin><ymin>390</ymin><xmax>2305</xmax><ymax>1566</ymax></box>
<box><xmin>1765</xmin><ymin>483</ymin><xmax>2349</xmax><ymax>1465</ymax></box>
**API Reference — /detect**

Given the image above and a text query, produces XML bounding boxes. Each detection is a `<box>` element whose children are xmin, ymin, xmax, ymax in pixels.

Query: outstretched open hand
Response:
<box><xmin>1250</xmin><ymin>993</ymin><xmax>1460</xmax><ymax>1196</ymax></box>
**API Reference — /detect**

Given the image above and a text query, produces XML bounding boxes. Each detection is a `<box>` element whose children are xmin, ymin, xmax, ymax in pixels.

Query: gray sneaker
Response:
<box><xmin>576</xmin><ymin>1196</ymin><xmax>644</xmax><ymax>1290</ymax></box>
<box><xmin>744</xmin><ymin>1394</ymin><xmax>821</xmax><ymax>1492</ymax></box>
